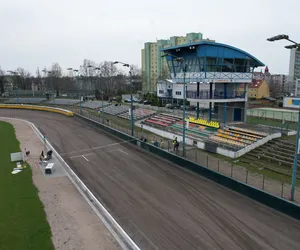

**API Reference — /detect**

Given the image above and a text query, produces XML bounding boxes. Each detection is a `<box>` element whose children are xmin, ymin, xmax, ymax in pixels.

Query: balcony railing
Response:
<box><xmin>187</xmin><ymin>91</ymin><xmax>246</xmax><ymax>100</ymax></box>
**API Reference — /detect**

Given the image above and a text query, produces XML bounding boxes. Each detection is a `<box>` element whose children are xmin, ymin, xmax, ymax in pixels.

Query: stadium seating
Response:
<box><xmin>47</xmin><ymin>99</ymin><xmax>80</xmax><ymax>105</ymax></box>
<box><xmin>118</xmin><ymin>108</ymin><xmax>155</xmax><ymax>121</ymax></box>
<box><xmin>173</xmin><ymin>120</ymin><xmax>217</xmax><ymax>136</ymax></box>
<box><xmin>81</xmin><ymin>100</ymin><xmax>110</xmax><ymax>109</ymax></box>
<box><xmin>5</xmin><ymin>98</ymin><xmax>46</xmax><ymax>104</ymax></box>
<box><xmin>226</xmin><ymin>126</ymin><xmax>268</xmax><ymax>138</ymax></box>
<box><xmin>144</xmin><ymin>113</ymin><xmax>181</xmax><ymax>128</ymax></box>
<box><xmin>210</xmin><ymin>135</ymin><xmax>247</xmax><ymax>148</ymax></box>
<box><xmin>209</xmin><ymin>126</ymin><xmax>268</xmax><ymax>149</ymax></box>
<box><xmin>101</xmin><ymin>105</ymin><xmax>128</xmax><ymax>115</ymax></box>
<box><xmin>189</xmin><ymin>117</ymin><xmax>220</xmax><ymax>128</ymax></box>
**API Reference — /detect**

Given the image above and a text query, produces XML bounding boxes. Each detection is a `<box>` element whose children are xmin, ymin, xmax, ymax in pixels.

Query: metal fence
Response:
<box><xmin>0</xmin><ymin>106</ymin><xmax>298</xmax><ymax>201</ymax></box>
<box><xmin>130</xmin><ymin>103</ymin><xmax>298</xmax><ymax>131</ymax></box>
<box><xmin>75</xmin><ymin>108</ymin><xmax>300</xmax><ymax>202</ymax></box>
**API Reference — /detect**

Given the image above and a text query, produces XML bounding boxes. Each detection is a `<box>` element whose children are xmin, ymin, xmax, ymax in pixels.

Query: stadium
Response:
<box><xmin>1</xmin><ymin>42</ymin><xmax>300</xmax><ymax>250</ymax></box>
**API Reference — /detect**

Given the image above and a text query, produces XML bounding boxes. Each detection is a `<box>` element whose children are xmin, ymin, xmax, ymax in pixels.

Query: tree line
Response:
<box><xmin>0</xmin><ymin>59</ymin><xmax>142</xmax><ymax>98</ymax></box>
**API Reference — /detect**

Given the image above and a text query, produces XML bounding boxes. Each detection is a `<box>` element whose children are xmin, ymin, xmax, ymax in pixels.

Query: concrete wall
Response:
<box><xmin>215</xmin><ymin>102</ymin><xmax>245</xmax><ymax>123</ymax></box>
<box><xmin>137</xmin><ymin>123</ymin><xmax>194</xmax><ymax>146</ymax></box>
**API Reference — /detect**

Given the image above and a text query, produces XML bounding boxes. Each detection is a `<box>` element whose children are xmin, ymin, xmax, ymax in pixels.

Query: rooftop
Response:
<box><xmin>162</xmin><ymin>41</ymin><xmax>264</xmax><ymax>67</ymax></box>
<box><xmin>239</xmin><ymin>79</ymin><xmax>265</xmax><ymax>89</ymax></box>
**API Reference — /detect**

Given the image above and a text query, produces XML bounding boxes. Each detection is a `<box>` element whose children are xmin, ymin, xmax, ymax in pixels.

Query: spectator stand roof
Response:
<box><xmin>162</xmin><ymin>41</ymin><xmax>265</xmax><ymax>83</ymax></box>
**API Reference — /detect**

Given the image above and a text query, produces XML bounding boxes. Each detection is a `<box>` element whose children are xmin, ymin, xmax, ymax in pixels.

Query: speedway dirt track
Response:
<box><xmin>1</xmin><ymin>109</ymin><xmax>300</xmax><ymax>250</ymax></box>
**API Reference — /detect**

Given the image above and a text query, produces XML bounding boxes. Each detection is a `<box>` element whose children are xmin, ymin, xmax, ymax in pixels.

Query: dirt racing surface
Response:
<box><xmin>1</xmin><ymin>109</ymin><xmax>300</xmax><ymax>250</ymax></box>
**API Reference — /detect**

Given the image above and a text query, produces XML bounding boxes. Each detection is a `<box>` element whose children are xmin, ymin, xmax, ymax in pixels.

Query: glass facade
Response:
<box><xmin>167</xmin><ymin>57</ymin><xmax>251</xmax><ymax>75</ymax></box>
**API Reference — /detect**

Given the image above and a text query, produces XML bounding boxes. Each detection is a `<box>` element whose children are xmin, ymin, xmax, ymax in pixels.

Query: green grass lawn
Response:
<box><xmin>0</xmin><ymin>122</ymin><xmax>54</xmax><ymax>250</ymax></box>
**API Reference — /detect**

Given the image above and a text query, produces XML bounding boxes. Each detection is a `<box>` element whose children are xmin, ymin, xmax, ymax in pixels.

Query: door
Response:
<box><xmin>234</xmin><ymin>108</ymin><xmax>242</xmax><ymax>121</ymax></box>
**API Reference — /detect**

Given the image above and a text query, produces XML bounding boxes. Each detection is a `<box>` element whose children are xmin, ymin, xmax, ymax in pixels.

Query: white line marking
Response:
<box><xmin>110</xmin><ymin>149</ymin><xmax>129</xmax><ymax>155</ymax></box>
<box><xmin>70</xmin><ymin>153</ymin><xmax>94</xmax><ymax>159</ymax></box>
<box><xmin>82</xmin><ymin>155</ymin><xmax>89</xmax><ymax>161</ymax></box>
<box><xmin>118</xmin><ymin>149</ymin><xmax>129</xmax><ymax>155</ymax></box>
<box><xmin>84</xmin><ymin>153</ymin><xmax>94</xmax><ymax>157</ymax></box>
<box><xmin>70</xmin><ymin>155</ymin><xmax>81</xmax><ymax>159</ymax></box>
<box><xmin>61</xmin><ymin>140</ymin><xmax>135</xmax><ymax>155</ymax></box>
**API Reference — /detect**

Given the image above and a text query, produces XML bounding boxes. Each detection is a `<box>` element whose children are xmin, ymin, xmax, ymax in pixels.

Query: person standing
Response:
<box><xmin>173</xmin><ymin>137</ymin><xmax>178</xmax><ymax>151</ymax></box>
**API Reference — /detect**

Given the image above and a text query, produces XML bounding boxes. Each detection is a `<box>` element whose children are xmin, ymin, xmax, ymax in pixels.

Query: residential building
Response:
<box><xmin>288</xmin><ymin>48</ymin><xmax>300</xmax><ymax>96</ymax></box>
<box><xmin>271</xmin><ymin>74</ymin><xmax>288</xmax><ymax>94</ymax></box>
<box><xmin>253</xmin><ymin>66</ymin><xmax>271</xmax><ymax>81</ymax></box>
<box><xmin>253</xmin><ymin>71</ymin><xmax>265</xmax><ymax>80</ymax></box>
<box><xmin>237</xmin><ymin>79</ymin><xmax>270</xmax><ymax>99</ymax></box>
<box><xmin>141</xmin><ymin>32</ymin><xmax>214</xmax><ymax>93</ymax></box>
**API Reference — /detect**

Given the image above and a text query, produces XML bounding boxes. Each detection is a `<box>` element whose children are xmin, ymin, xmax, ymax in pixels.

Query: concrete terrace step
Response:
<box><xmin>172</xmin><ymin>125</ymin><xmax>210</xmax><ymax>137</ymax></box>
<box><xmin>260</xmin><ymin>142</ymin><xmax>295</xmax><ymax>156</ymax></box>
<box><xmin>260</xmin><ymin>145</ymin><xmax>296</xmax><ymax>159</ymax></box>
<box><xmin>272</xmin><ymin>139</ymin><xmax>296</xmax><ymax>148</ymax></box>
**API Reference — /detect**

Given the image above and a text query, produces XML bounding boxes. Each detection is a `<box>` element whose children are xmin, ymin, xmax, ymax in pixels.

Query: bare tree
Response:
<box><xmin>0</xmin><ymin>66</ymin><xmax>5</xmax><ymax>95</ymax></box>
<box><xmin>35</xmin><ymin>67</ymin><xmax>42</xmax><ymax>91</ymax></box>
<box><xmin>79</xmin><ymin>59</ymin><xmax>97</xmax><ymax>77</ymax></box>
<box><xmin>158</xmin><ymin>65</ymin><xmax>170</xmax><ymax>80</ymax></box>
<box><xmin>15</xmin><ymin>67</ymin><xmax>31</xmax><ymax>90</ymax></box>
<box><xmin>269</xmin><ymin>78</ymin><xmax>282</xmax><ymax>98</ymax></box>
<box><xmin>129</xmin><ymin>65</ymin><xmax>141</xmax><ymax>77</ymax></box>
<box><xmin>100</xmin><ymin>61</ymin><xmax>120</xmax><ymax>93</ymax></box>
<box><xmin>49</xmin><ymin>63</ymin><xmax>62</xmax><ymax>96</ymax></box>
<box><xmin>50</xmin><ymin>63</ymin><xmax>62</xmax><ymax>77</ymax></box>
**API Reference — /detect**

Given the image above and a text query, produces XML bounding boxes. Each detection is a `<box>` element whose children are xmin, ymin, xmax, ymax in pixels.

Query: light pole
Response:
<box><xmin>161</xmin><ymin>53</ymin><xmax>188</xmax><ymax>157</ymax></box>
<box><xmin>8</xmin><ymin>70</ymin><xmax>19</xmax><ymax>103</ymax></box>
<box><xmin>101</xmin><ymin>90</ymin><xmax>104</xmax><ymax>123</ymax></box>
<box><xmin>113</xmin><ymin>61</ymin><xmax>134</xmax><ymax>136</ymax></box>
<box><xmin>94</xmin><ymin>67</ymin><xmax>101</xmax><ymax>90</ymax></box>
<box><xmin>94</xmin><ymin>67</ymin><xmax>104</xmax><ymax>123</ymax></box>
<box><xmin>72</xmin><ymin>69</ymin><xmax>80</xmax><ymax>112</ymax></box>
<box><xmin>267</xmin><ymin>34</ymin><xmax>300</xmax><ymax>201</ymax></box>
<box><xmin>47</xmin><ymin>71</ymin><xmax>54</xmax><ymax>99</ymax></box>
<box><xmin>87</xmin><ymin>65</ymin><xmax>93</xmax><ymax>91</ymax></box>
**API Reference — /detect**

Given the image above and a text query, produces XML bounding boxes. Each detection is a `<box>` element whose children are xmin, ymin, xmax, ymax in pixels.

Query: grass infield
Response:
<box><xmin>0</xmin><ymin>121</ymin><xmax>54</xmax><ymax>250</ymax></box>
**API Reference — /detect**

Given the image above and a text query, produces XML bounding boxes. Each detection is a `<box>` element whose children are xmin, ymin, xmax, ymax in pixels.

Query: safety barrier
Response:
<box><xmin>75</xmin><ymin>113</ymin><xmax>300</xmax><ymax>220</ymax></box>
<box><xmin>0</xmin><ymin>104</ymin><xmax>74</xmax><ymax>117</ymax></box>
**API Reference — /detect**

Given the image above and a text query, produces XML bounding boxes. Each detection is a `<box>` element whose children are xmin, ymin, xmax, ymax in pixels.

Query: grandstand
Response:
<box><xmin>118</xmin><ymin>108</ymin><xmax>155</xmax><ymax>121</ymax></box>
<box><xmin>172</xmin><ymin>120</ymin><xmax>217</xmax><ymax>138</ymax></box>
<box><xmin>47</xmin><ymin>99</ymin><xmax>80</xmax><ymax>105</ymax></box>
<box><xmin>5</xmin><ymin>98</ymin><xmax>46</xmax><ymax>104</ymax></box>
<box><xmin>143</xmin><ymin>113</ymin><xmax>181</xmax><ymax>128</ymax></box>
<box><xmin>209</xmin><ymin>126</ymin><xmax>268</xmax><ymax>149</ymax></box>
<box><xmin>81</xmin><ymin>100</ymin><xmax>111</xmax><ymax>109</ymax></box>
<box><xmin>241</xmin><ymin>137</ymin><xmax>300</xmax><ymax>176</ymax></box>
<box><xmin>101</xmin><ymin>105</ymin><xmax>128</xmax><ymax>115</ymax></box>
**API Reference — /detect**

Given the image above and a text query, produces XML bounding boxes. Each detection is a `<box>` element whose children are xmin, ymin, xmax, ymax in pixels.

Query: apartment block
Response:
<box><xmin>141</xmin><ymin>32</ymin><xmax>213</xmax><ymax>93</ymax></box>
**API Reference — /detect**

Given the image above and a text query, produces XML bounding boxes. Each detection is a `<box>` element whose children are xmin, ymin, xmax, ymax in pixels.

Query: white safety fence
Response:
<box><xmin>0</xmin><ymin>117</ymin><xmax>140</xmax><ymax>250</ymax></box>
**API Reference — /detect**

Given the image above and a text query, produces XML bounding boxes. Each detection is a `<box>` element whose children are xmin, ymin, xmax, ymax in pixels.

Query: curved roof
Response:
<box><xmin>162</xmin><ymin>41</ymin><xmax>264</xmax><ymax>67</ymax></box>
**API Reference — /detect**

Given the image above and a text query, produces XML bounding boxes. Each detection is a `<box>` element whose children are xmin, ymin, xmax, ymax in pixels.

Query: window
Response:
<box><xmin>159</xmin><ymin>90</ymin><xmax>164</xmax><ymax>94</ymax></box>
<box><xmin>206</xmin><ymin>57</ymin><xmax>217</xmax><ymax>72</ymax></box>
<box><xmin>175</xmin><ymin>91</ymin><xmax>181</xmax><ymax>95</ymax></box>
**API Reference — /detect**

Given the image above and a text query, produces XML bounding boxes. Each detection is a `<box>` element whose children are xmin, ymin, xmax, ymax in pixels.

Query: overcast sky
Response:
<box><xmin>1</xmin><ymin>0</ymin><xmax>299</xmax><ymax>75</ymax></box>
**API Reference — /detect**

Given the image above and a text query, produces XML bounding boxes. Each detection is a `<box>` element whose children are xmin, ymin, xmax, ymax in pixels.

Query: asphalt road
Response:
<box><xmin>1</xmin><ymin>109</ymin><xmax>300</xmax><ymax>250</ymax></box>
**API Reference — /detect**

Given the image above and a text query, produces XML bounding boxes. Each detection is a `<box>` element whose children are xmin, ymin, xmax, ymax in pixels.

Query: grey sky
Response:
<box><xmin>1</xmin><ymin>0</ymin><xmax>299</xmax><ymax>75</ymax></box>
